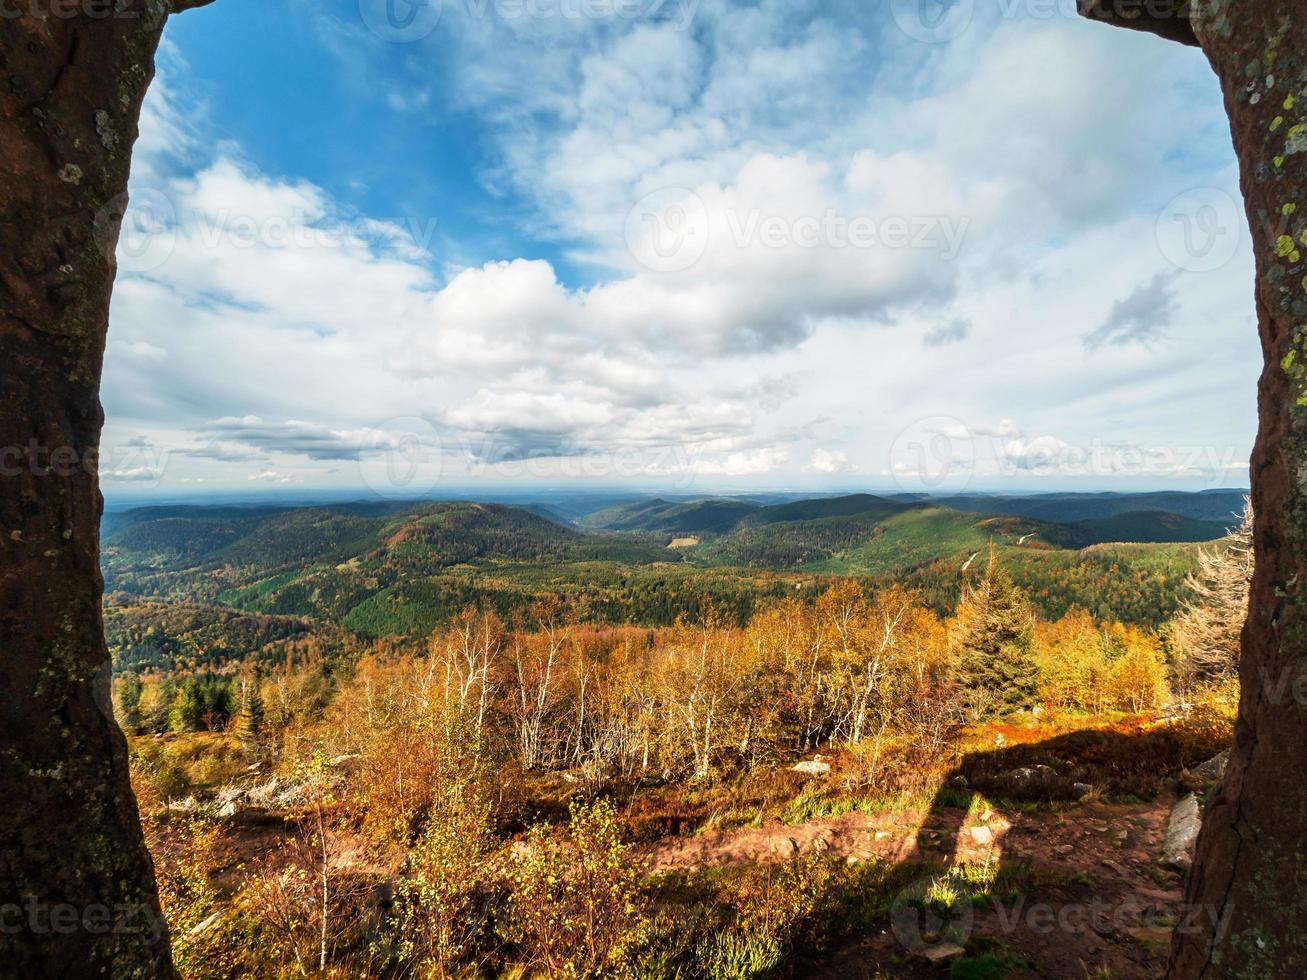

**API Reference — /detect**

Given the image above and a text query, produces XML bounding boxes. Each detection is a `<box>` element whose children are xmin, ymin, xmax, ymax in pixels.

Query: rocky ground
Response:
<box><xmin>645</xmin><ymin>793</ymin><xmax>1198</xmax><ymax>978</ymax></box>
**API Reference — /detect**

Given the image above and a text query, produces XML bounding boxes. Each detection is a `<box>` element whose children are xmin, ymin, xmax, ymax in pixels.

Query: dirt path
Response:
<box><xmin>642</xmin><ymin>796</ymin><xmax>1188</xmax><ymax>978</ymax></box>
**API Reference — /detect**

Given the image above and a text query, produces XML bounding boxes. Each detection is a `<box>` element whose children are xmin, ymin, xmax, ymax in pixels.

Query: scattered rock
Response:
<box><xmin>772</xmin><ymin>837</ymin><xmax>801</xmax><ymax>859</ymax></box>
<box><xmin>1192</xmin><ymin>750</ymin><xmax>1229</xmax><ymax>783</ymax></box>
<box><xmin>188</xmin><ymin>911</ymin><xmax>224</xmax><ymax>937</ymax></box>
<box><xmin>922</xmin><ymin>942</ymin><xmax>967</xmax><ymax>965</ymax></box>
<box><xmin>874</xmin><ymin>830</ymin><xmax>892</xmax><ymax>842</ymax></box>
<box><xmin>1055</xmin><ymin>844</ymin><xmax>1075</xmax><ymax>856</ymax></box>
<box><xmin>1163</xmin><ymin>794</ymin><xmax>1202</xmax><ymax>872</ymax></box>
<box><xmin>792</xmin><ymin>755</ymin><xmax>831</xmax><ymax>776</ymax></box>
<box><xmin>1072</xmin><ymin>782</ymin><xmax>1095</xmax><ymax>799</ymax></box>
<box><xmin>969</xmin><ymin>825</ymin><xmax>995</xmax><ymax>845</ymax></box>
<box><xmin>1102</xmin><ymin>859</ymin><xmax>1131</xmax><ymax>877</ymax></box>
<box><xmin>948</xmin><ymin>774</ymin><xmax>969</xmax><ymax>790</ymax></box>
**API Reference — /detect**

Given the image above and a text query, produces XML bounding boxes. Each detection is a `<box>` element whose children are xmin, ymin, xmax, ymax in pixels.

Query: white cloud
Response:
<box><xmin>101</xmin><ymin>8</ymin><xmax>1257</xmax><ymax>492</ymax></box>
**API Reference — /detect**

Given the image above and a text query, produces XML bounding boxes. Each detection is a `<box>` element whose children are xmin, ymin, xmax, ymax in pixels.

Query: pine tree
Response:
<box><xmin>233</xmin><ymin>673</ymin><xmax>265</xmax><ymax>752</ymax></box>
<box><xmin>168</xmin><ymin>680</ymin><xmax>205</xmax><ymax>733</ymax></box>
<box><xmin>954</xmin><ymin>549</ymin><xmax>1038</xmax><ymax>717</ymax></box>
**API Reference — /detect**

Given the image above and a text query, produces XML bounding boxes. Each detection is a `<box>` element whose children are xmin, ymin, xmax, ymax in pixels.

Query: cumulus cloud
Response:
<box><xmin>99</xmin><ymin>8</ymin><xmax>1256</xmax><ymax>491</ymax></box>
<box><xmin>807</xmin><ymin>449</ymin><xmax>850</xmax><ymax>473</ymax></box>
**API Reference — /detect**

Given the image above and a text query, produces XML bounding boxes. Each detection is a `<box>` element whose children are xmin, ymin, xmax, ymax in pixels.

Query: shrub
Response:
<box><xmin>503</xmin><ymin>798</ymin><xmax>651</xmax><ymax>978</ymax></box>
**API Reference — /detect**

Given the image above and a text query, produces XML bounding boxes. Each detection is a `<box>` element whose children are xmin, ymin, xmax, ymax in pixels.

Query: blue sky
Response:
<box><xmin>100</xmin><ymin>0</ymin><xmax>1258</xmax><ymax>497</ymax></box>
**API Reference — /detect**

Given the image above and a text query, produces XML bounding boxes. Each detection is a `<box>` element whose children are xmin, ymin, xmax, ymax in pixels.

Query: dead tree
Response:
<box><xmin>1081</xmin><ymin>2</ymin><xmax>1307</xmax><ymax>976</ymax></box>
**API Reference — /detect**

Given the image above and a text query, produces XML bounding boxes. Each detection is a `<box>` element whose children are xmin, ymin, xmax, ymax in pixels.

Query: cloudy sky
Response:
<box><xmin>101</xmin><ymin>0</ymin><xmax>1258</xmax><ymax>497</ymax></box>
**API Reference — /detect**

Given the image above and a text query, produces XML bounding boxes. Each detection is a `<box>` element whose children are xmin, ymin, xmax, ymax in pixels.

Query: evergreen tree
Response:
<box><xmin>233</xmin><ymin>673</ymin><xmax>265</xmax><ymax>752</ymax></box>
<box><xmin>168</xmin><ymin>680</ymin><xmax>205</xmax><ymax>733</ymax></box>
<box><xmin>113</xmin><ymin>674</ymin><xmax>144</xmax><ymax>734</ymax></box>
<box><xmin>954</xmin><ymin>549</ymin><xmax>1038</xmax><ymax>717</ymax></box>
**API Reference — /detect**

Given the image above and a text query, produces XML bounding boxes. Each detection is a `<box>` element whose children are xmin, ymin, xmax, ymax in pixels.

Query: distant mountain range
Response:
<box><xmin>577</xmin><ymin>490</ymin><xmax>1241</xmax><ymax>552</ymax></box>
<box><xmin>99</xmin><ymin>490</ymin><xmax>1238</xmax><ymax>653</ymax></box>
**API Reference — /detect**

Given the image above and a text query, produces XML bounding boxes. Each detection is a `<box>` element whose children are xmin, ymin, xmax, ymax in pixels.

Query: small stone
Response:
<box><xmin>969</xmin><ymin>825</ymin><xmax>994</xmax><ymax>845</ymax></box>
<box><xmin>772</xmin><ymin>837</ymin><xmax>800</xmax><ymax>859</ymax></box>
<box><xmin>922</xmin><ymin>942</ymin><xmax>967</xmax><ymax>965</ymax></box>
<box><xmin>188</xmin><ymin>911</ymin><xmax>223</xmax><ymax>937</ymax></box>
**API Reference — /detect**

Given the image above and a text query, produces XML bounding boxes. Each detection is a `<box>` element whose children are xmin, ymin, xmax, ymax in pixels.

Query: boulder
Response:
<box><xmin>1192</xmin><ymin>749</ymin><xmax>1230</xmax><ymax>784</ymax></box>
<box><xmin>1162</xmin><ymin>794</ymin><xmax>1202</xmax><ymax>872</ymax></box>
<box><xmin>792</xmin><ymin>755</ymin><xmax>831</xmax><ymax>776</ymax></box>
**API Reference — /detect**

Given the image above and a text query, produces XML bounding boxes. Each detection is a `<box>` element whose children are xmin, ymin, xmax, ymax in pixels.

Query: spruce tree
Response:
<box><xmin>233</xmin><ymin>674</ymin><xmax>265</xmax><ymax>753</ymax></box>
<box><xmin>954</xmin><ymin>549</ymin><xmax>1038</xmax><ymax>717</ymax></box>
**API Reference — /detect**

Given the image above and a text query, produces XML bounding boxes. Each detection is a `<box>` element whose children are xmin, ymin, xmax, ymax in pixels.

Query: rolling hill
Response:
<box><xmin>99</xmin><ymin>492</ymin><xmax>1230</xmax><ymax>645</ymax></box>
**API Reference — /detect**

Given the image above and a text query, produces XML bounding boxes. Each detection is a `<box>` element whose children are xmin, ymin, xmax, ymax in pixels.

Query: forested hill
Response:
<box><xmin>98</xmin><ymin>492</ymin><xmax>1233</xmax><ymax>659</ymax></box>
